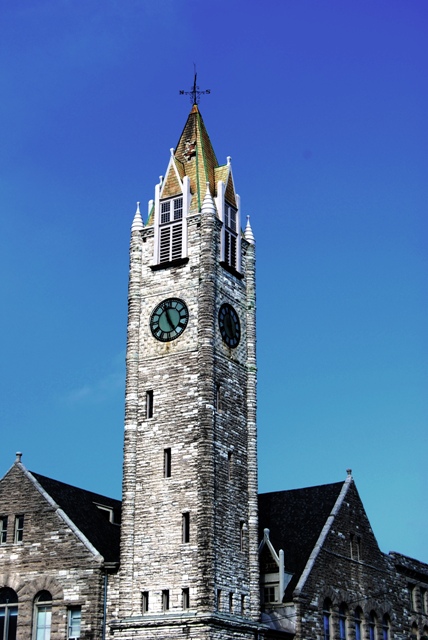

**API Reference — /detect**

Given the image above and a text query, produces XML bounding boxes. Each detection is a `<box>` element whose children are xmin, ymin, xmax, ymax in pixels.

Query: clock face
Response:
<box><xmin>150</xmin><ymin>298</ymin><xmax>189</xmax><ymax>342</ymax></box>
<box><xmin>218</xmin><ymin>303</ymin><xmax>241</xmax><ymax>348</ymax></box>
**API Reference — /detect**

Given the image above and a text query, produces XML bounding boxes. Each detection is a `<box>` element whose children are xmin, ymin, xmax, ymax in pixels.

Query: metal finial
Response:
<box><xmin>179</xmin><ymin>66</ymin><xmax>211</xmax><ymax>105</ymax></box>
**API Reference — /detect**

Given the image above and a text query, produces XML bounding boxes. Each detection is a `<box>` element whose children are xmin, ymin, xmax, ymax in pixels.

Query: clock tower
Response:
<box><xmin>114</xmin><ymin>104</ymin><xmax>260</xmax><ymax>639</ymax></box>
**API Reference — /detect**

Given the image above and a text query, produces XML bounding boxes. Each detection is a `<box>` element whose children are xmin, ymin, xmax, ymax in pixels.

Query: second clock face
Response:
<box><xmin>150</xmin><ymin>298</ymin><xmax>189</xmax><ymax>342</ymax></box>
<box><xmin>218</xmin><ymin>303</ymin><xmax>241</xmax><ymax>348</ymax></box>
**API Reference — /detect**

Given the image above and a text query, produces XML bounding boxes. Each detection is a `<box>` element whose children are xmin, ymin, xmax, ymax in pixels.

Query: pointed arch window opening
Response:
<box><xmin>338</xmin><ymin>604</ymin><xmax>348</xmax><ymax>640</ymax></box>
<box><xmin>369</xmin><ymin>611</ymin><xmax>377</xmax><ymax>640</ymax></box>
<box><xmin>224</xmin><ymin>204</ymin><xmax>237</xmax><ymax>266</ymax></box>
<box><xmin>323</xmin><ymin>599</ymin><xmax>332</xmax><ymax>640</ymax></box>
<box><xmin>382</xmin><ymin>614</ymin><xmax>390</xmax><ymax>640</ymax></box>
<box><xmin>222</xmin><ymin>201</ymin><xmax>241</xmax><ymax>273</ymax></box>
<box><xmin>354</xmin><ymin>608</ymin><xmax>363</xmax><ymax>640</ymax></box>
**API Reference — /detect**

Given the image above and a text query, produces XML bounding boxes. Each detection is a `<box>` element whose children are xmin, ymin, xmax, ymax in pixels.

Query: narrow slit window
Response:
<box><xmin>0</xmin><ymin>516</ymin><xmax>7</xmax><ymax>544</ymax></box>
<box><xmin>215</xmin><ymin>385</ymin><xmax>222</xmax><ymax>411</ymax></box>
<box><xmin>146</xmin><ymin>390</ymin><xmax>153</xmax><ymax>419</ymax></box>
<box><xmin>141</xmin><ymin>592</ymin><xmax>149</xmax><ymax>614</ymax></box>
<box><xmin>182</xmin><ymin>588</ymin><xmax>189</xmax><ymax>610</ymax></box>
<box><xmin>182</xmin><ymin>512</ymin><xmax>190</xmax><ymax>543</ymax></box>
<box><xmin>164</xmin><ymin>448</ymin><xmax>171</xmax><ymax>478</ymax></box>
<box><xmin>421</xmin><ymin>588</ymin><xmax>427</xmax><ymax>614</ymax></box>
<box><xmin>227</xmin><ymin>452</ymin><xmax>233</xmax><ymax>481</ymax></box>
<box><xmin>216</xmin><ymin>589</ymin><xmax>221</xmax><ymax>611</ymax></box>
<box><xmin>241</xmin><ymin>594</ymin><xmax>245</xmax><ymax>615</ymax></box>
<box><xmin>240</xmin><ymin>521</ymin><xmax>245</xmax><ymax>551</ymax></box>
<box><xmin>356</xmin><ymin>535</ymin><xmax>362</xmax><ymax>560</ymax></box>
<box><xmin>14</xmin><ymin>515</ymin><xmax>24</xmax><ymax>543</ymax></box>
<box><xmin>162</xmin><ymin>590</ymin><xmax>169</xmax><ymax>612</ymax></box>
<box><xmin>229</xmin><ymin>592</ymin><xmax>233</xmax><ymax>612</ymax></box>
<box><xmin>409</xmin><ymin>584</ymin><xmax>416</xmax><ymax>610</ymax></box>
<box><xmin>67</xmin><ymin>606</ymin><xmax>81</xmax><ymax>640</ymax></box>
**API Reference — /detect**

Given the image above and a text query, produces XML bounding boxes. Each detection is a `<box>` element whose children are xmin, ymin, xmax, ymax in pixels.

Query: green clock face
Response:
<box><xmin>150</xmin><ymin>298</ymin><xmax>189</xmax><ymax>342</ymax></box>
<box><xmin>218</xmin><ymin>303</ymin><xmax>240</xmax><ymax>348</ymax></box>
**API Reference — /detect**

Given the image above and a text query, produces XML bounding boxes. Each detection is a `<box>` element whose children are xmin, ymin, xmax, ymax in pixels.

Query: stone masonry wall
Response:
<box><xmin>0</xmin><ymin>464</ymin><xmax>105</xmax><ymax>640</ymax></box>
<box><xmin>115</xmin><ymin>195</ymin><xmax>259</xmax><ymax>638</ymax></box>
<box><xmin>293</xmin><ymin>481</ymin><xmax>424</xmax><ymax>640</ymax></box>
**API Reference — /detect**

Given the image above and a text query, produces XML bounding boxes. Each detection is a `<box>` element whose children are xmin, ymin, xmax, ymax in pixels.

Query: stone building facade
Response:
<box><xmin>0</xmin><ymin>454</ymin><xmax>121</xmax><ymax>640</ymax></box>
<box><xmin>0</xmin><ymin>105</ymin><xmax>426</xmax><ymax>640</ymax></box>
<box><xmin>258</xmin><ymin>472</ymin><xmax>428</xmax><ymax>640</ymax></box>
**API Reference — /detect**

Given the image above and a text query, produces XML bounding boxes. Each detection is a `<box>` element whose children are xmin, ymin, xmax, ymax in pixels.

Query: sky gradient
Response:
<box><xmin>1</xmin><ymin>1</ymin><xmax>427</xmax><ymax>563</ymax></box>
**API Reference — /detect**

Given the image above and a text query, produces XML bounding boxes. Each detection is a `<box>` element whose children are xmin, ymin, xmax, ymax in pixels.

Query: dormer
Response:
<box><xmin>259</xmin><ymin>528</ymin><xmax>292</xmax><ymax>606</ymax></box>
<box><xmin>152</xmin><ymin>151</ymin><xmax>191</xmax><ymax>267</ymax></box>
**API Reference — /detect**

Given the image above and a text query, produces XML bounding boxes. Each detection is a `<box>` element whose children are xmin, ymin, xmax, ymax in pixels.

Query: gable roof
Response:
<box><xmin>258</xmin><ymin>481</ymin><xmax>344</xmax><ymax>599</ymax></box>
<box><xmin>30</xmin><ymin>471</ymin><xmax>121</xmax><ymax>563</ymax></box>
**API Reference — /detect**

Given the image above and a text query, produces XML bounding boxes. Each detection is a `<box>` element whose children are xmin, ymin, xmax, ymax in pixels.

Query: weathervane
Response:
<box><xmin>179</xmin><ymin>67</ymin><xmax>210</xmax><ymax>105</ymax></box>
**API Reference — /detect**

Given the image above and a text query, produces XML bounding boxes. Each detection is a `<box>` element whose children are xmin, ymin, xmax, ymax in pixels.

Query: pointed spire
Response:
<box><xmin>131</xmin><ymin>202</ymin><xmax>144</xmax><ymax>232</ymax></box>
<box><xmin>244</xmin><ymin>215</ymin><xmax>255</xmax><ymax>244</ymax></box>
<box><xmin>201</xmin><ymin>183</ymin><xmax>216</xmax><ymax>216</ymax></box>
<box><xmin>172</xmin><ymin>105</ymin><xmax>218</xmax><ymax>212</ymax></box>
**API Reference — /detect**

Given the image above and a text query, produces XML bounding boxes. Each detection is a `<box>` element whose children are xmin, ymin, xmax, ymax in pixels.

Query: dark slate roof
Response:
<box><xmin>390</xmin><ymin>551</ymin><xmax>428</xmax><ymax>582</ymax></box>
<box><xmin>258</xmin><ymin>481</ymin><xmax>344</xmax><ymax>600</ymax></box>
<box><xmin>31</xmin><ymin>472</ymin><xmax>121</xmax><ymax>563</ymax></box>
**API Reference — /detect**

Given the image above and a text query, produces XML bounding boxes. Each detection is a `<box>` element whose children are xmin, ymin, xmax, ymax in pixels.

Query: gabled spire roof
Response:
<box><xmin>160</xmin><ymin>105</ymin><xmax>223</xmax><ymax>213</ymax></box>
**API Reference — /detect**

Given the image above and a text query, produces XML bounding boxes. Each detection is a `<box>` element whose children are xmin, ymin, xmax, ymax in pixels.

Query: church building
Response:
<box><xmin>1</xmin><ymin>103</ymin><xmax>427</xmax><ymax>640</ymax></box>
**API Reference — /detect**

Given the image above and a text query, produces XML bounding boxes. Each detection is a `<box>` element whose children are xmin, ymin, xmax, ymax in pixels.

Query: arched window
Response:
<box><xmin>339</xmin><ymin>603</ymin><xmax>348</xmax><ymax>640</ymax></box>
<box><xmin>354</xmin><ymin>607</ymin><xmax>363</xmax><ymax>640</ymax></box>
<box><xmin>323</xmin><ymin>599</ymin><xmax>332</xmax><ymax>640</ymax></box>
<box><xmin>0</xmin><ymin>587</ymin><xmax>18</xmax><ymax>640</ymax></box>
<box><xmin>382</xmin><ymin>614</ymin><xmax>390</xmax><ymax>640</ymax></box>
<box><xmin>369</xmin><ymin>611</ymin><xmax>377</xmax><ymax>640</ymax></box>
<box><xmin>34</xmin><ymin>591</ymin><xmax>52</xmax><ymax>640</ymax></box>
<box><xmin>411</xmin><ymin>622</ymin><xmax>419</xmax><ymax>640</ymax></box>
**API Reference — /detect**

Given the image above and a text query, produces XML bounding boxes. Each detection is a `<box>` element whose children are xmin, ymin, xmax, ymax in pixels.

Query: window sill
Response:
<box><xmin>219</xmin><ymin>261</ymin><xmax>244</xmax><ymax>280</ymax></box>
<box><xmin>151</xmin><ymin>257</ymin><xmax>189</xmax><ymax>271</ymax></box>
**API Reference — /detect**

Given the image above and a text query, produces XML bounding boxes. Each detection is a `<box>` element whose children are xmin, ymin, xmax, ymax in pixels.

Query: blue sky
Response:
<box><xmin>1</xmin><ymin>1</ymin><xmax>427</xmax><ymax>563</ymax></box>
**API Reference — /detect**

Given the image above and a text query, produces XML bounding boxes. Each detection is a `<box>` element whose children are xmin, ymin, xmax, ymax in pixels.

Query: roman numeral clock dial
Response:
<box><xmin>218</xmin><ymin>303</ymin><xmax>241</xmax><ymax>348</ymax></box>
<box><xmin>150</xmin><ymin>298</ymin><xmax>189</xmax><ymax>342</ymax></box>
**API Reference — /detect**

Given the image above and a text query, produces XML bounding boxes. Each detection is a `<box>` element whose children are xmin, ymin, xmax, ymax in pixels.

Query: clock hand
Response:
<box><xmin>165</xmin><ymin>309</ymin><xmax>174</xmax><ymax>330</ymax></box>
